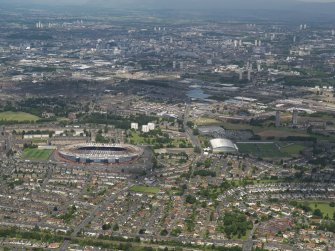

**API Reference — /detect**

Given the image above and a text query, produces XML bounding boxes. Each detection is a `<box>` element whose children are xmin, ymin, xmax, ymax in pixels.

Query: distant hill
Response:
<box><xmin>86</xmin><ymin>0</ymin><xmax>289</xmax><ymax>10</ymax></box>
<box><xmin>1</xmin><ymin>0</ymin><xmax>335</xmax><ymax>21</ymax></box>
<box><xmin>1</xmin><ymin>0</ymin><xmax>334</xmax><ymax>10</ymax></box>
<box><xmin>85</xmin><ymin>0</ymin><xmax>334</xmax><ymax>11</ymax></box>
<box><xmin>85</xmin><ymin>0</ymin><xmax>335</xmax><ymax>21</ymax></box>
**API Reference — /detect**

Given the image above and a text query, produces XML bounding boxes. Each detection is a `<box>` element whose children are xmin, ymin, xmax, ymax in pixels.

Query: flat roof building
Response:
<box><xmin>142</xmin><ymin>125</ymin><xmax>149</xmax><ymax>133</ymax></box>
<box><xmin>147</xmin><ymin>123</ymin><xmax>155</xmax><ymax>131</ymax></box>
<box><xmin>131</xmin><ymin>123</ymin><xmax>139</xmax><ymax>130</ymax></box>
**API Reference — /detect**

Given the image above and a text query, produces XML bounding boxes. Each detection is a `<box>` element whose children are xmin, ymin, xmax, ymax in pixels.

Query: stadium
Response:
<box><xmin>210</xmin><ymin>138</ymin><xmax>238</xmax><ymax>153</ymax></box>
<box><xmin>58</xmin><ymin>143</ymin><xmax>143</xmax><ymax>164</ymax></box>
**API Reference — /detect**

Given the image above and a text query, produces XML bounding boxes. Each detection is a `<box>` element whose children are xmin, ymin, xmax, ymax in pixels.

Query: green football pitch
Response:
<box><xmin>0</xmin><ymin>111</ymin><xmax>39</xmax><ymax>122</ymax></box>
<box><xmin>23</xmin><ymin>148</ymin><xmax>54</xmax><ymax>161</ymax></box>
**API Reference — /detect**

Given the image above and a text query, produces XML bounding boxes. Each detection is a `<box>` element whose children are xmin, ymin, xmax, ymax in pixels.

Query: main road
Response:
<box><xmin>183</xmin><ymin>104</ymin><xmax>204</xmax><ymax>179</ymax></box>
<box><xmin>242</xmin><ymin>223</ymin><xmax>259</xmax><ymax>251</ymax></box>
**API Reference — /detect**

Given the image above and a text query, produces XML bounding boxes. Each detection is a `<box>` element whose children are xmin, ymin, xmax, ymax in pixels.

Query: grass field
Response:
<box><xmin>0</xmin><ymin>111</ymin><xmax>39</xmax><ymax>122</ymax></box>
<box><xmin>231</xmin><ymin>229</ymin><xmax>250</xmax><ymax>241</ymax></box>
<box><xmin>130</xmin><ymin>185</ymin><xmax>160</xmax><ymax>194</ymax></box>
<box><xmin>57</xmin><ymin>117</ymin><xmax>70</xmax><ymax>122</ymax></box>
<box><xmin>237</xmin><ymin>143</ymin><xmax>287</xmax><ymax>158</ymax></box>
<box><xmin>255</xmin><ymin>128</ymin><xmax>308</xmax><ymax>138</ymax></box>
<box><xmin>307</xmin><ymin>202</ymin><xmax>335</xmax><ymax>218</ymax></box>
<box><xmin>22</xmin><ymin>148</ymin><xmax>53</xmax><ymax>161</ymax></box>
<box><xmin>31</xmin><ymin>138</ymin><xmax>48</xmax><ymax>144</ymax></box>
<box><xmin>281</xmin><ymin>144</ymin><xmax>305</xmax><ymax>155</ymax></box>
<box><xmin>193</xmin><ymin>117</ymin><xmax>221</xmax><ymax>126</ymax></box>
<box><xmin>130</xmin><ymin>132</ymin><xmax>189</xmax><ymax>148</ymax></box>
<box><xmin>130</xmin><ymin>132</ymin><xmax>145</xmax><ymax>144</ymax></box>
<box><xmin>220</xmin><ymin>122</ymin><xmax>309</xmax><ymax>139</ymax></box>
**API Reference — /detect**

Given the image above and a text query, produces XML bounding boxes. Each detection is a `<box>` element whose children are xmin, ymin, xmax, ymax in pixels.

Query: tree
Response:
<box><xmin>218</xmin><ymin>211</ymin><xmax>253</xmax><ymax>239</ymax></box>
<box><xmin>313</xmin><ymin>209</ymin><xmax>323</xmax><ymax>218</ymax></box>
<box><xmin>186</xmin><ymin>121</ymin><xmax>194</xmax><ymax>128</ymax></box>
<box><xmin>113</xmin><ymin>223</ymin><xmax>119</xmax><ymax>231</ymax></box>
<box><xmin>102</xmin><ymin>223</ymin><xmax>111</xmax><ymax>230</ymax></box>
<box><xmin>160</xmin><ymin>229</ymin><xmax>168</xmax><ymax>236</ymax></box>
<box><xmin>170</xmin><ymin>227</ymin><xmax>182</xmax><ymax>237</ymax></box>
<box><xmin>185</xmin><ymin>195</ymin><xmax>197</xmax><ymax>204</ymax></box>
<box><xmin>95</xmin><ymin>133</ymin><xmax>109</xmax><ymax>143</ymax></box>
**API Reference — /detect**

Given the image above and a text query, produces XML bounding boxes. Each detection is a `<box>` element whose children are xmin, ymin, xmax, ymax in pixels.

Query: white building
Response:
<box><xmin>24</xmin><ymin>134</ymin><xmax>49</xmax><ymax>139</ymax></box>
<box><xmin>210</xmin><ymin>138</ymin><xmax>238</xmax><ymax>153</ymax></box>
<box><xmin>142</xmin><ymin>125</ymin><xmax>149</xmax><ymax>133</ymax></box>
<box><xmin>131</xmin><ymin>123</ymin><xmax>139</xmax><ymax>130</ymax></box>
<box><xmin>147</xmin><ymin>123</ymin><xmax>155</xmax><ymax>131</ymax></box>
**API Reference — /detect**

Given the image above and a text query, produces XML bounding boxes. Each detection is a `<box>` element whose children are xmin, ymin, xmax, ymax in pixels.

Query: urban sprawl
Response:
<box><xmin>0</xmin><ymin>6</ymin><xmax>335</xmax><ymax>251</ymax></box>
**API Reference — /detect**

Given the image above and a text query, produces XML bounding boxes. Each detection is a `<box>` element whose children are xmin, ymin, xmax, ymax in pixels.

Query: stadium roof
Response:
<box><xmin>210</xmin><ymin>138</ymin><xmax>238</xmax><ymax>153</ymax></box>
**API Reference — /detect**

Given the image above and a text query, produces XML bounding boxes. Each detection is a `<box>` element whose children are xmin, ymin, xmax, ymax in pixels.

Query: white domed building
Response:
<box><xmin>210</xmin><ymin>138</ymin><xmax>238</xmax><ymax>153</ymax></box>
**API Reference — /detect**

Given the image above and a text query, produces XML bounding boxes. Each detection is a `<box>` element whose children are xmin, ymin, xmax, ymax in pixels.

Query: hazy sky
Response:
<box><xmin>2</xmin><ymin>0</ymin><xmax>335</xmax><ymax>4</ymax></box>
<box><xmin>2</xmin><ymin>0</ymin><xmax>335</xmax><ymax>10</ymax></box>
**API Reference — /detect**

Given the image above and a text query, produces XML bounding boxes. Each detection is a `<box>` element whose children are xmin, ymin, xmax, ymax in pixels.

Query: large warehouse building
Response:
<box><xmin>58</xmin><ymin>143</ymin><xmax>143</xmax><ymax>164</ymax></box>
<box><xmin>210</xmin><ymin>138</ymin><xmax>238</xmax><ymax>153</ymax></box>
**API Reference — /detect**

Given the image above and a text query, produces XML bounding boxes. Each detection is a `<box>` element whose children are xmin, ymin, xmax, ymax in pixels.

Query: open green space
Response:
<box><xmin>281</xmin><ymin>144</ymin><xmax>305</xmax><ymax>155</ymax></box>
<box><xmin>193</xmin><ymin>117</ymin><xmax>221</xmax><ymax>126</ymax></box>
<box><xmin>221</xmin><ymin>122</ymin><xmax>310</xmax><ymax>139</ymax></box>
<box><xmin>255</xmin><ymin>127</ymin><xmax>309</xmax><ymax>138</ymax></box>
<box><xmin>22</xmin><ymin>148</ymin><xmax>54</xmax><ymax>161</ymax></box>
<box><xmin>237</xmin><ymin>143</ymin><xmax>287</xmax><ymax>158</ymax></box>
<box><xmin>31</xmin><ymin>138</ymin><xmax>48</xmax><ymax>144</ymax></box>
<box><xmin>129</xmin><ymin>131</ymin><xmax>190</xmax><ymax>148</ymax></box>
<box><xmin>130</xmin><ymin>185</ymin><xmax>160</xmax><ymax>194</ymax></box>
<box><xmin>217</xmin><ymin>210</ymin><xmax>253</xmax><ymax>239</ymax></box>
<box><xmin>307</xmin><ymin>202</ymin><xmax>335</xmax><ymax>218</ymax></box>
<box><xmin>254</xmin><ymin>179</ymin><xmax>283</xmax><ymax>184</ymax></box>
<box><xmin>130</xmin><ymin>132</ymin><xmax>146</xmax><ymax>144</ymax></box>
<box><xmin>0</xmin><ymin>111</ymin><xmax>39</xmax><ymax>122</ymax></box>
<box><xmin>237</xmin><ymin>142</ymin><xmax>307</xmax><ymax>158</ymax></box>
<box><xmin>231</xmin><ymin>229</ymin><xmax>250</xmax><ymax>241</ymax></box>
<box><xmin>57</xmin><ymin>117</ymin><xmax>70</xmax><ymax>122</ymax></box>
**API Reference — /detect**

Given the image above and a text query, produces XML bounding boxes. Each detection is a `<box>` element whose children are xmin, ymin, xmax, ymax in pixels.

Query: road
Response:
<box><xmin>183</xmin><ymin>104</ymin><xmax>202</xmax><ymax>150</ymax></box>
<box><xmin>59</xmin><ymin>184</ymin><xmax>131</xmax><ymax>251</ymax></box>
<box><xmin>183</xmin><ymin>104</ymin><xmax>205</xmax><ymax>179</ymax></box>
<box><xmin>243</xmin><ymin>223</ymin><xmax>259</xmax><ymax>251</ymax></box>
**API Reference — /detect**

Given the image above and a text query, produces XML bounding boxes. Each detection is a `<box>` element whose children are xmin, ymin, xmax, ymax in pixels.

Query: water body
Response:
<box><xmin>187</xmin><ymin>88</ymin><xmax>210</xmax><ymax>100</ymax></box>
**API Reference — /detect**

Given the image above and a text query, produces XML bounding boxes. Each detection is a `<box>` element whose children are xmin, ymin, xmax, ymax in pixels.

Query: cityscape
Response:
<box><xmin>0</xmin><ymin>1</ymin><xmax>335</xmax><ymax>250</ymax></box>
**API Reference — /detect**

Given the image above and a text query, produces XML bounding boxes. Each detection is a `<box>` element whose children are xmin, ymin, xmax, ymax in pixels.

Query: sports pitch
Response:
<box><xmin>130</xmin><ymin>185</ymin><xmax>160</xmax><ymax>194</ymax></box>
<box><xmin>0</xmin><ymin>112</ymin><xmax>39</xmax><ymax>122</ymax></box>
<box><xmin>23</xmin><ymin>148</ymin><xmax>54</xmax><ymax>161</ymax></box>
<box><xmin>237</xmin><ymin>143</ymin><xmax>287</xmax><ymax>158</ymax></box>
